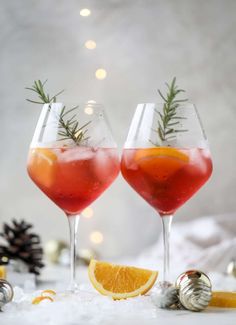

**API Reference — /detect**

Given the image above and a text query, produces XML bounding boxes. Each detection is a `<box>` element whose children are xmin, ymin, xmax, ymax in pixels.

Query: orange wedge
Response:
<box><xmin>209</xmin><ymin>291</ymin><xmax>236</xmax><ymax>308</ymax></box>
<box><xmin>135</xmin><ymin>147</ymin><xmax>189</xmax><ymax>180</ymax></box>
<box><xmin>28</xmin><ymin>148</ymin><xmax>57</xmax><ymax>187</ymax></box>
<box><xmin>0</xmin><ymin>265</ymin><xmax>6</xmax><ymax>279</ymax></box>
<box><xmin>88</xmin><ymin>259</ymin><xmax>158</xmax><ymax>300</ymax></box>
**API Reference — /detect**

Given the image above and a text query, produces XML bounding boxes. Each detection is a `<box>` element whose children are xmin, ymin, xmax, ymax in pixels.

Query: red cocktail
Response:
<box><xmin>121</xmin><ymin>89</ymin><xmax>213</xmax><ymax>283</ymax></box>
<box><xmin>121</xmin><ymin>147</ymin><xmax>212</xmax><ymax>216</ymax></box>
<box><xmin>28</xmin><ymin>146</ymin><xmax>119</xmax><ymax>215</ymax></box>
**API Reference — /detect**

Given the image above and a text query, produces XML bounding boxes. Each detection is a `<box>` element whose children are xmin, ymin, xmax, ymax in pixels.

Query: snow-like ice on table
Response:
<box><xmin>2</xmin><ymin>273</ymin><xmax>236</xmax><ymax>325</ymax></box>
<box><xmin>2</xmin><ymin>285</ymin><xmax>158</xmax><ymax>325</ymax></box>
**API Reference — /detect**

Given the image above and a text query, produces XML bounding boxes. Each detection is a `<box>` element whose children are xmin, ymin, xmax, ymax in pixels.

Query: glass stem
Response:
<box><xmin>67</xmin><ymin>214</ymin><xmax>80</xmax><ymax>292</ymax></box>
<box><xmin>161</xmin><ymin>215</ymin><xmax>173</xmax><ymax>283</ymax></box>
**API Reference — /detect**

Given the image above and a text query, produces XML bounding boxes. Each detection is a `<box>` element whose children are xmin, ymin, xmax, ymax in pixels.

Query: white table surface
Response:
<box><xmin>1</xmin><ymin>265</ymin><xmax>236</xmax><ymax>325</ymax></box>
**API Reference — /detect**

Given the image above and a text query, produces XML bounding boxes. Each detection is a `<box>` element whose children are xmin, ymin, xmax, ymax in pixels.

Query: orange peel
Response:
<box><xmin>209</xmin><ymin>291</ymin><xmax>236</xmax><ymax>308</ymax></box>
<box><xmin>0</xmin><ymin>265</ymin><xmax>6</xmax><ymax>279</ymax></box>
<box><xmin>32</xmin><ymin>296</ymin><xmax>54</xmax><ymax>305</ymax></box>
<box><xmin>41</xmin><ymin>289</ymin><xmax>56</xmax><ymax>297</ymax></box>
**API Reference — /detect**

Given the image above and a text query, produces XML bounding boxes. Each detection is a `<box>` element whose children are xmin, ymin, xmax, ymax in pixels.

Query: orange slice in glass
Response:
<box><xmin>88</xmin><ymin>259</ymin><xmax>158</xmax><ymax>300</ymax></box>
<box><xmin>29</xmin><ymin>148</ymin><xmax>57</xmax><ymax>187</ymax></box>
<box><xmin>135</xmin><ymin>147</ymin><xmax>189</xmax><ymax>180</ymax></box>
<box><xmin>209</xmin><ymin>291</ymin><xmax>236</xmax><ymax>308</ymax></box>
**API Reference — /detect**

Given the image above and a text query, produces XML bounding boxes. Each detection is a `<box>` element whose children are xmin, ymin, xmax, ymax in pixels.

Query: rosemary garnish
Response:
<box><xmin>26</xmin><ymin>80</ymin><xmax>64</xmax><ymax>104</ymax></box>
<box><xmin>57</xmin><ymin>106</ymin><xmax>90</xmax><ymax>144</ymax></box>
<box><xmin>155</xmin><ymin>77</ymin><xmax>188</xmax><ymax>143</ymax></box>
<box><xmin>26</xmin><ymin>80</ymin><xmax>90</xmax><ymax>145</ymax></box>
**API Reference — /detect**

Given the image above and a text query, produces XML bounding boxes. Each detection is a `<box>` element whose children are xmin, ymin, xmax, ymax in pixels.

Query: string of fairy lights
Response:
<box><xmin>80</xmin><ymin>7</ymin><xmax>105</xmax><ymax>246</ymax></box>
<box><xmin>80</xmin><ymin>7</ymin><xmax>107</xmax><ymax>81</ymax></box>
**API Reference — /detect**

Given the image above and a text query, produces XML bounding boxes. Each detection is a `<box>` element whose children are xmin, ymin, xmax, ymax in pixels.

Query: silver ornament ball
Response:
<box><xmin>0</xmin><ymin>279</ymin><xmax>14</xmax><ymax>309</ymax></box>
<box><xmin>176</xmin><ymin>270</ymin><xmax>212</xmax><ymax>312</ymax></box>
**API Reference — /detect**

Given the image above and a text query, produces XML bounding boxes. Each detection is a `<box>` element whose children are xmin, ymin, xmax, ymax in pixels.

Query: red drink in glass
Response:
<box><xmin>28</xmin><ymin>146</ymin><xmax>120</xmax><ymax>215</ymax></box>
<box><xmin>121</xmin><ymin>147</ymin><xmax>212</xmax><ymax>216</ymax></box>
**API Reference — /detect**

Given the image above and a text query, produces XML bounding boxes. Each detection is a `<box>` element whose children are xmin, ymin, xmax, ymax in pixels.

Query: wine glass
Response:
<box><xmin>121</xmin><ymin>103</ymin><xmax>213</xmax><ymax>284</ymax></box>
<box><xmin>27</xmin><ymin>102</ymin><xmax>120</xmax><ymax>292</ymax></box>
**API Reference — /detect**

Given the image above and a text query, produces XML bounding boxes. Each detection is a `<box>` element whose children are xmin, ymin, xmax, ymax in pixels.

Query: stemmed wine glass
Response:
<box><xmin>27</xmin><ymin>102</ymin><xmax>119</xmax><ymax>292</ymax></box>
<box><xmin>121</xmin><ymin>102</ymin><xmax>213</xmax><ymax>284</ymax></box>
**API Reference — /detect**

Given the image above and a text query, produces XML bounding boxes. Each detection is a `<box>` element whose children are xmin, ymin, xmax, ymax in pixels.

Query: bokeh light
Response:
<box><xmin>90</xmin><ymin>231</ymin><xmax>104</xmax><ymax>244</ymax></box>
<box><xmin>82</xmin><ymin>207</ymin><xmax>94</xmax><ymax>218</ymax></box>
<box><xmin>95</xmin><ymin>69</ymin><xmax>107</xmax><ymax>80</ymax></box>
<box><xmin>84</xmin><ymin>106</ymin><xmax>94</xmax><ymax>115</ymax></box>
<box><xmin>85</xmin><ymin>40</ymin><xmax>96</xmax><ymax>50</ymax></box>
<box><xmin>80</xmin><ymin>8</ymin><xmax>91</xmax><ymax>17</ymax></box>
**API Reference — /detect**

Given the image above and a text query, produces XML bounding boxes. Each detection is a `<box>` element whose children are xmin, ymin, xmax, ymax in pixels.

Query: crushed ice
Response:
<box><xmin>1</xmin><ymin>285</ymin><xmax>157</xmax><ymax>325</ymax></box>
<box><xmin>2</xmin><ymin>273</ymin><xmax>236</xmax><ymax>325</ymax></box>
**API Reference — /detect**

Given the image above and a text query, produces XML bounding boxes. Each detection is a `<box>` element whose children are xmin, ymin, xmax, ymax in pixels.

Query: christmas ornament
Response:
<box><xmin>45</xmin><ymin>239</ymin><xmax>97</xmax><ymax>266</ymax></box>
<box><xmin>152</xmin><ymin>270</ymin><xmax>212</xmax><ymax>312</ymax></box>
<box><xmin>226</xmin><ymin>260</ymin><xmax>236</xmax><ymax>278</ymax></box>
<box><xmin>0</xmin><ymin>219</ymin><xmax>44</xmax><ymax>275</ymax></box>
<box><xmin>0</xmin><ymin>279</ymin><xmax>14</xmax><ymax>310</ymax></box>
<box><xmin>44</xmin><ymin>240</ymin><xmax>68</xmax><ymax>264</ymax></box>
<box><xmin>176</xmin><ymin>270</ymin><xmax>212</xmax><ymax>311</ymax></box>
<box><xmin>57</xmin><ymin>247</ymin><xmax>70</xmax><ymax>266</ymax></box>
<box><xmin>58</xmin><ymin>247</ymin><xmax>98</xmax><ymax>266</ymax></box>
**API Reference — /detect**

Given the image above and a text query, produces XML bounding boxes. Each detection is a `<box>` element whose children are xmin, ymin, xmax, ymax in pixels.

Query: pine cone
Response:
<box><xmin>0</xmin><ymin>219</ymin><xmax>44</xmax><ymax>275</ymax></box>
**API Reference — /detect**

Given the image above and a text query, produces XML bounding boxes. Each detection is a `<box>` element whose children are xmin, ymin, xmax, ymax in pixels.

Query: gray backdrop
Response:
<box><xmin>1</xmin><ymin>0</ymin><xmax>236</xmax><ymax>258</ymax></box>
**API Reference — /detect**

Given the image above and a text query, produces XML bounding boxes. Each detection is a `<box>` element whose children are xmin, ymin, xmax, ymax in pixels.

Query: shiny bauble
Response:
<box><xmin>0</xmin><ymin>279</ymin><xmax>14</xmax><ymax>309</ymax></box>
<box><xmin>176</xmin><ymin>270</ymin><xmax>212</xmax><ymax>311</ymax></box>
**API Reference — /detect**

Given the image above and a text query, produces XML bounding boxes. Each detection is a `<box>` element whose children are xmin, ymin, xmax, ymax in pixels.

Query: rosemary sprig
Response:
<box><xmin>156</xmin><ymin>77</ymin><xmax>188</xmax><ymax>143</ymax></box>
<box><xmin>26</xmin><ymin>80</ymin><xmax>90</xmax><ymax>145</ymax></box>
<box><xmin>58</xmin><ymin>106</ymin><xmax>91</xmax><ymax>144</ymax></box>
<box><xmin>26</xmin><ymin>80</ymin><xmax>64</xmax><ymax>104</ymax></box>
